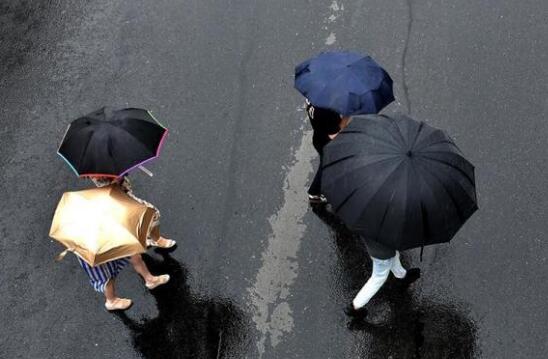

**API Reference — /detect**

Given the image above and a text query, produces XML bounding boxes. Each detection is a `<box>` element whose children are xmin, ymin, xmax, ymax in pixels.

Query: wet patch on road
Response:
<box><xmin>0</xmin><ymin>1</ymin><xmax>52</xmax><ymax>74</ymax></box>
<box><xmin>312</xmin><ymin>205</ymin><xmax>478</xmax><ymax>359</ymax></box>
<box><xmin>247</xmin><ymin>129</ymin><xmax>315</xmax><ymax>357</ymax></box>
<box><xmin>114</xmin><ymin>251</ymin><xmax>250</xmax><ymax>359</ymax></box>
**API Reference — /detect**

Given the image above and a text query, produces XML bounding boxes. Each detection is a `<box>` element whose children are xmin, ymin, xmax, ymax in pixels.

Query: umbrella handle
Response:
<box><xmin>55</xmin><ymin>248</ymin><xmax>74</xmax><ymax>262</ymax></box>
<box><xmin>139</xmin><ymin>165</ymin><xmax>154</xmax><ymax>177</ymax></box>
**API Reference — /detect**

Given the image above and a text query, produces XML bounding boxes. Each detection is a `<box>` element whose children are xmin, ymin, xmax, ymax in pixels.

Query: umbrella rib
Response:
<box><xmin>325</xmin><ymin>156</ymin><xmax>401</xmax><ymax>190</ymax></box>
<box><xmin>416</xmin><ymin>158</ymin><xmax>474</xmax><ymax>222</ymax></box>
<box><xmin>76</xmin><ymin>130</ymin><xmax>96</xmax><ymax>170</ymax></box>
<box><xmin>418</xmin><ymin>153</ymin><xmax>475</xmax><ymax>186</ymax></box>
<box><xmin>373</xmin><ymin>186</ymin><xmax>399</xmax><ymax>242</ymax></box>
<box><xmin>415</xmin><ymin>139</ymin><xmax>458</xmax><ymax>152</ymax></box>
<box><xmin>113</xmin><ymin>120</ymin><xmax>164</xmax><ymax>153</ymax></box>
<box><xmin>420</xmin><ymin>159</ymin><xmax>477</xmax><ymax>223</ymax></box>
<box><xmin>96</xmin><ymin>217</ymin><xmax>141</xmax><ymax>253</ymax></box>
<box><xmin>374</xmin><ymin>118</ymin><xmax>407</xmax><ymax>150</ymax></box>
<box><xmin>322</xmin><ymin>154</ymin><xmax>356</xmax><ymax>170</ymax></box>
<box><xmin>335</xmin><ymin>159</ymin><xmax>404</xmax><ymax>213</ymax></box>
<box><xmin>338</xmin><ymin>131</ymin><xmax>400</xmax><ymax>150</ymax></box>
<box><xmin>421</xmin><ymin>159</ymin><xmax>477</xmax><ymax>206</ymax></box>
<box><xmin>409</xmin><ymin>121</ymin><xmax>425</xmax><ymax>149</ymax></box>
<box><xmin>407</xmin><ymin>156</ymin><xmax>426</xmax><ymax>245</ymax></box>
<box><xmin>103</xmin><ymin>123</ymin><xmax>162</xmax><ymax>175</ymax></box>
<box><xmin>389</xmin><ymin>118</ymin><xmax>409</xmax><ymax>148</ymax></box>
<box><xmin>411</xmin><ymin>160</ymin><xmax>442</xmax><ymax>245</ymax></box>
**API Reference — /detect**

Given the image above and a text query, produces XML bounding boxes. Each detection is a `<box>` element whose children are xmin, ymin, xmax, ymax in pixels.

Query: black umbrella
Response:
<box><xmin>321</xmin><ymin>113</ymin><xmax>477</xmax><ymax>251</ymax></box>
<box><xmin>58</xmin><ymin>107</ymin><xmax>168</xmax><ymax>178</ymax></box>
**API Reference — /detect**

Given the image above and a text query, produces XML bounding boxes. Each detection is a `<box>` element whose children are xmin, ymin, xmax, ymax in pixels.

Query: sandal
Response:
<box><xmin>147</xmin><ymin>238</ymin><xmax>176</xmax><ymax>249</ymax></box>
<box><xmin>105</xmin><ymin>298</ymin><xmax>132</xmax><ymax>311</ymax></box>
<box><xmin>145</xmin><ymin>274</ymin><xmax>170</xmax><ymax>290</ymax></box>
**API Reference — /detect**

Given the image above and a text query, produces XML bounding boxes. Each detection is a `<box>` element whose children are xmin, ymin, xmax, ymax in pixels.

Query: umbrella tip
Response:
<box><xmin>406</xmin><ymin>150</ymin><xmax>413</xmax><ymax>157</ymax></box>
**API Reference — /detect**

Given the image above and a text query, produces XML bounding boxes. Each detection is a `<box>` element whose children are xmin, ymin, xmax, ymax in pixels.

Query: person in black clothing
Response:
<box><xmin>306</xmin><ymin>99</ymin><xmax>350</xmax><ymax>203</ymax></box>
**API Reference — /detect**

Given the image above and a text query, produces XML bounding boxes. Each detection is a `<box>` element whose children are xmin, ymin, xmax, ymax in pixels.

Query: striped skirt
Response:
<box><xmin>77</xmin><ymin>256</ymin><xmax>130</xmax><ymax>293</ymax></box>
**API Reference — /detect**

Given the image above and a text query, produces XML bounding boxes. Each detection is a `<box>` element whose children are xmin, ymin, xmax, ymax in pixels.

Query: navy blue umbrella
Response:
<box><xmin>294</xmin><ymin>51</ymin><xmax>394</xmax><ymax>116</ymax></box>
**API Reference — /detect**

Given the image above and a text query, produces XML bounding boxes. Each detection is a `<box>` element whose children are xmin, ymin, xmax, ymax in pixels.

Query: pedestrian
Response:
<box><xmin>305</xmin><ymin>99</ymin><xmax>351</xmax><ymax>204</ymax></box>
<box><xmin>345</xmin><ymin>238</ymin><xmax>420</xmax><ymax>317</ymax></box>
<box><xmin>320</xmin><ymin>114</ymin><xmax>477</xmax><ymax>318</ymax></box>
<box><xmin>295</xmin><ymin>52</ymin><xmax>394</xmax><ymax>204</ymax></box>
<box><xmin>78</xmin><ymin>254</ymin><xmax>170</xmax><ymax>311</ymax></box>
<box><xmin>319</xmin><ymin>117</ymin><xmax>421</xmax><ymax>318</ymax></box>
<box><xmin>89</xmin><ymin>175</ymin><xmax>176</xmax><ymax>249</ymax></box>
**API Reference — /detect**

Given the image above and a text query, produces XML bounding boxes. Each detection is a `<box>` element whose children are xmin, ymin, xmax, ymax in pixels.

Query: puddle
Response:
<box><xmin>312</xmin><ymin>205</ymin><xmax>478</xmax><ymax>358</ymax></box>
<box><xmin>115</xmin><ymin>251</ymin><xmax>249</xmax><ymax>359</ymax></box>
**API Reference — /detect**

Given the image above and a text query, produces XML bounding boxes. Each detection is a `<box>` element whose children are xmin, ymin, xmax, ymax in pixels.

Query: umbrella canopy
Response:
<box><xmin>49</xmin><ymin>185</ymin><xmax>156</xmax><ymax>266</ymax></box>
<box><xmin>294</xmin><ymin>51</ymin><xmax>394</xmax><ymax>116</ymax></box>
<box><xmin>58</xmin><ymin>107</ymin><xmax>168</xmax><ymax>178</ymax></box>
<box><xmin>321</xmin><ymin>113</ymin><xmax>478</xmax><ymax>251</ymax></box>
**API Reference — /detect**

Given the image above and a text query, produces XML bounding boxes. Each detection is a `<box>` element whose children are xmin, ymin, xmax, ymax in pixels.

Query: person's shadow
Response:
<box><xmin>311</xmin><ymin>205</ymin><xmax>478</xmax><ymax>359</ymax></box>
<box><xmin>114</xmin><ymin>251</ymin><xmax>249</xmax><ymax>359</ymax></box>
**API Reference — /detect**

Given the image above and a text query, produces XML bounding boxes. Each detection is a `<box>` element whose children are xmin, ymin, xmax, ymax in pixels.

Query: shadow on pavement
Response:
<box><xmin>312</xmin><ymin>205</ymin><xmax>478</xmax><ymax>359</ymax></box>
<box><xmin>114</xmin><ymin>251</ymin><xmax>249</xmax><ymax>359</ymax></box>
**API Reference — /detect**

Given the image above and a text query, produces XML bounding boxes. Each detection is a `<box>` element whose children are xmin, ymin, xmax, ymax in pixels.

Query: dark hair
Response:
<box><xmin>306</xmin><ymin>104</ymin><xmax>342</xmax><ymax>135</ymax></box>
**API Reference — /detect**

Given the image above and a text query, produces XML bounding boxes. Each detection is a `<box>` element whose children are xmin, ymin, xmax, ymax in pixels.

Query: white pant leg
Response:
<box><xmin>352</xmin><ymin>256</ymin><xmax>393</xmax><ymax>309</ymax></box>
<box><xmin>390</xmin><ymin>251</ymin><xmax>407</xmax><ymax>279</ymax></box>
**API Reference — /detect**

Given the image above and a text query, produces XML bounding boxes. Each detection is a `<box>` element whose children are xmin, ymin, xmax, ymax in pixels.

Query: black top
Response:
<box><xmin>312</xmin><ymin>132</ymin><xmax>331</xmax><ymax>154</ymax></box>
<box><xmin>307</xmin><ymin>104</ymin><xmax>341</xmax><ymax>154</ymax></box>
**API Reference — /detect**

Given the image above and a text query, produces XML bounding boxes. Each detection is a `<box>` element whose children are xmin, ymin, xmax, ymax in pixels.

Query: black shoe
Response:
<box><xmin>398</xmin><ymin>268</ymin><xmax>421</xmax><ymax>286</ymax></box>
<box><xmin>344</xmin><ymin>304</ymin><xmax>368</xmax><ymax>318</ymax></box>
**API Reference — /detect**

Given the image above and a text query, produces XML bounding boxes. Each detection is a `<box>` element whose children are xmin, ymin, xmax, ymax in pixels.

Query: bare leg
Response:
<box><xmin>129</xmin><ymin>254</ymin><xmax>170</xmax><ymax>289</ymax></box>
<box><xmin>104</xmin><ymin>279</ymin><xmax>132</xmax><ymax>310</ymax></box>
<box><xmin>147</xmin><ymin>224</ymin><xmax>176</xmax><ymax>248</ymax></box>
<box><xmin>129</xmin><ymin>254</ymin><xmax>156</xmax><ymax>283</ymax></box>
<box><xmin>104</xmin><ymin>279</ymin><xmax>117</xmax><ymax>302</ymax></box>
<box><xmin>144</xmin><ymin>208</ymin><xmax>176</xmax><ymax>248</ymax></box>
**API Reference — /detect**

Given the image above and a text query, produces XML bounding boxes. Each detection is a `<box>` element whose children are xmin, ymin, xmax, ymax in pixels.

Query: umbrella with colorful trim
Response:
<box><xmin>58</xmin><ymin>107</ymin><xmax>168</xmax><ymax>178</ymax></box>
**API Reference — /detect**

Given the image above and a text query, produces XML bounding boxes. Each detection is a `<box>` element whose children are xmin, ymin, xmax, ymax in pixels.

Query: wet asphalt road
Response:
<box><xmin>1</xmin><ymin>1</ymin><xmax>547</xmax><ymax>358</ymax></box>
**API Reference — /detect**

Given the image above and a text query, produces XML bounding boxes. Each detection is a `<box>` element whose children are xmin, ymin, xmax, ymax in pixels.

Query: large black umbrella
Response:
<box><xmin>321</xmin><ymin>113</ymin><xmax>477</xmax><ymax>251</ymax></box>
<box><xmin>58</xmin><ymin>107</ymin><xmax>168</xmax><ymax>178</ymax></box>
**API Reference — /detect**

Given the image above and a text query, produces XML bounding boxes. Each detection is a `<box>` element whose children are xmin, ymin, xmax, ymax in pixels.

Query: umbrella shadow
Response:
<box><xmin>114</xmin><ymin>251</ymin><xmax>249</xmax><ymax>359</ymax></box>
<box><xmin>311</xmin><ymin>205</ymin><xmax>479</xmax><ymax>359</ymax></box>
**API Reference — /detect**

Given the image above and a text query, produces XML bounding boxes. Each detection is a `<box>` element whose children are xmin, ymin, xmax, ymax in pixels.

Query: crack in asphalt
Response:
<box><xmin>401</xmin><ymin>0</ymin><xmax>414</xmax><ymax>114</ymax></box>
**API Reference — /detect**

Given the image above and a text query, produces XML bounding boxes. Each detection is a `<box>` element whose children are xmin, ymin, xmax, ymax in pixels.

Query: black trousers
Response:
<box><xmin>309</xmin><ymin>133</ymin><xmax>330</xmax><ymax>196</ymax></box>
<box><xmin>362</xmin><ymin>236</ymin><xmax>396</xmax><ymax>259</ymax></box>
<box><xmin>308</xmin><ymin>155</ymin><xmax>323</xmax><ymax>195</ymax></box>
